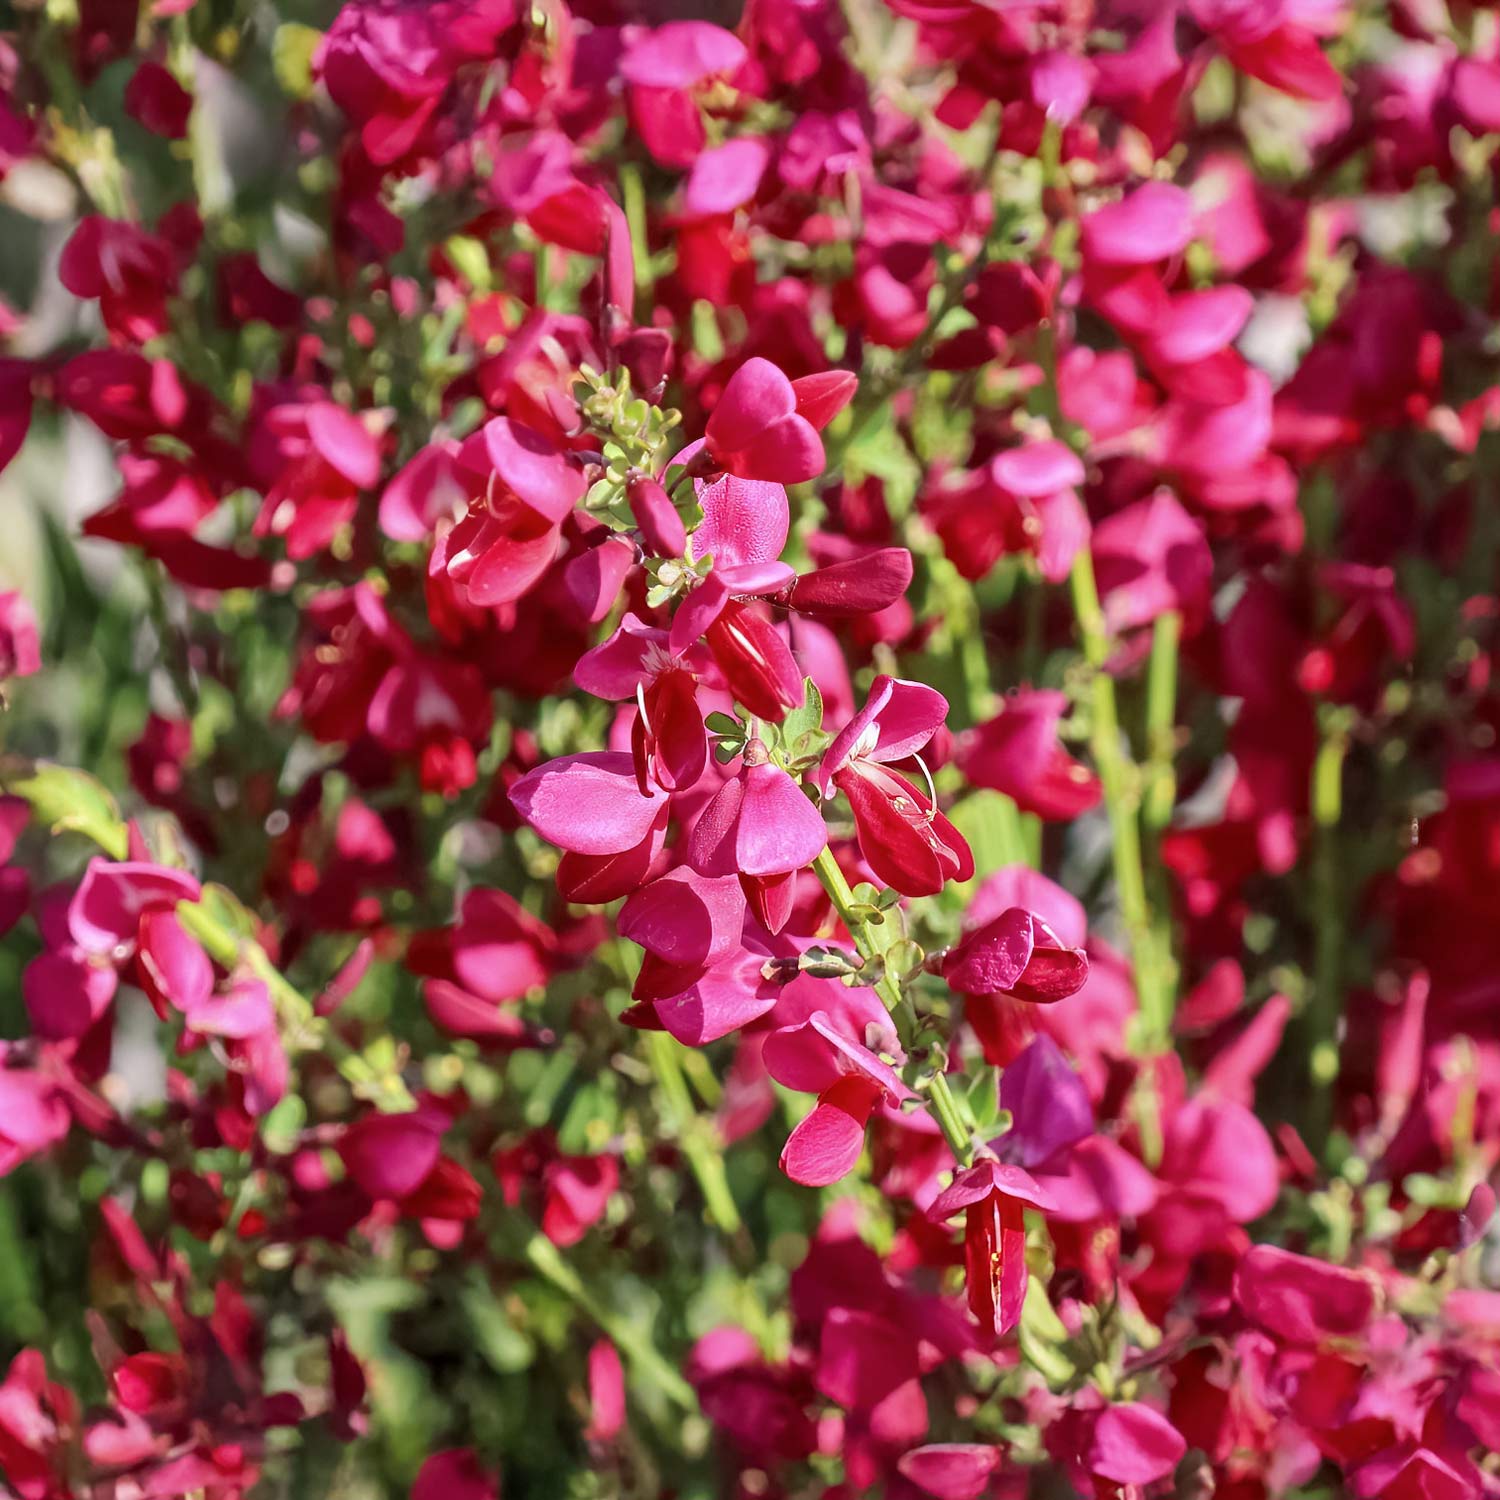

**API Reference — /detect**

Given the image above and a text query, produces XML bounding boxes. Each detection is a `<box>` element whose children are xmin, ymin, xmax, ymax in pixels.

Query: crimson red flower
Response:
<box><xmin>928</xmin><ymin>1159</ymin><xmax>1057</xmax><ymax>1335</ymax></box>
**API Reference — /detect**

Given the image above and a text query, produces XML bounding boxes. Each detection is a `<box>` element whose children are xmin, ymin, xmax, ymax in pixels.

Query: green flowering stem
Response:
<box><xmin>810</xmin><ymin>846</ymin><xmax>975</xmax><ymax>1168</ymax></box>
<box><xmin>644</xmin><ymin>1031</ymin><xmax>743</xmax><ymax>1237</ymax></box>
<box><xmin>1068</xmin><ymin>553</ymin><xmax>1175</xmax><ymax>1059</ymax></box>
<box><xmin>1303</xmin><ymin>711</ymin><xmax>1352</xmax><ymax>1145</ymax></box>
<box><xmin>619</xmin><ymin>161</ymin><xmax>654</xmax><ymax>305</ymax></box>
<box><xmin>175</xmin><ymin>898</ymin><xmax>416</xmax><ymax>1113</ymax></box>
<box><xmin>523</xmin><ymin>1232</ymin><xmax>697</xmax><ymax>1412</ymax></box>
<box><xmin>927</xmin><ymin>1070</ymin><xmax>976</xmax><ymax>1169</ymax></box>
<box><xmin>1142</xmin><ymin>611</ymin><xmax>1182</xmax><ymax>839</ymax></box>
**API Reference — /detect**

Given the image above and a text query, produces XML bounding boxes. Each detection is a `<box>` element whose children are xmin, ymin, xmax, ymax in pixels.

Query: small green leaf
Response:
<box><xmin>966</xmin><ymin>1070</ymin><xmax>1001</xmax><ymax>1132</ymax></box>
<box><xmin>4</xmin><ymin>760</ymin><xmax>128</xmax><ymax>859</ymax></box>
<box><xmin>704</xmin><ymin>711</ymin><xmax>743</xmax><ymax>736</ymax></box>
<box><xmin>462</xmin><ymin>1278</ymin><xmax>536</xmax><ymax>1374</ymax></box>
<box><xmin>558</xmin><ymin>1080</ymin><xmax>616</xmax><ymax>1154</ymax></box>
<box><xmin>1018</xmin><ymin>1277</ymin><xmax>1076</xmax><ymax>1389</ymax></box>
<box><xmin>443</xmin><ymin>234</ymin><xmax>492</xmax><ymax>292</ymax></box>
<box><xmin>779</xmin><ymin>677</ymin><xmax>825</xmax><ymax>748</ymax></box>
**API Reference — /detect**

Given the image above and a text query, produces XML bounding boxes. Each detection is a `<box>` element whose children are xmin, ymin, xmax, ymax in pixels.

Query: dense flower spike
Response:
<box><xmin>2</xmin><ymin>0</ymin><xmax>1498</xmax><ymax>1495</ymax></box>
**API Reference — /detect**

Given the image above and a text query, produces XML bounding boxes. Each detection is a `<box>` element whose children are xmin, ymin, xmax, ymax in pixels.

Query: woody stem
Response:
<box><xmin>810</xmin><ymin>847</ymin><xmax>975</xmax><ymax>1168</ymax></box>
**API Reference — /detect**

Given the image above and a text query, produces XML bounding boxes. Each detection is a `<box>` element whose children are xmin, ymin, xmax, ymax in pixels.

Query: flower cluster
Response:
<box><xmin>0</xmin><ymin>0</ymin><xmax>1497</xmax><ymax>1496</ymax></box>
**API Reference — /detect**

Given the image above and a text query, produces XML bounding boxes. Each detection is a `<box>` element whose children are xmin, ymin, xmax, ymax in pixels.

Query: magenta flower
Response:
<box><xmin>928</xmin><ymin>1158</ymin><xmax>1057</xmax><ymax>1335</ymax></box>
<box><xmin>941</xmin><ymin>906</ymin><xmax>1090</xmax><ymax>1002</ymax></box>
<box><xmin>626</xmin><ymin>947</ymin><xmax>779</xmax><ymax>1047</ymax></box>
<box><xmin>0</xmin><ymin>1071</ymin><xmax>69</xmax><ymax>1177</ymax></box>
<box><xmin>763</xmin><ymin>1012</ymin><xmax>913</xmax><ymax>1186</ymax></box>
<box><xmin>576</xmin><ymin>614</ymin><xmax>715</xmax><ymax>792</ymax></box>
<box><xmin>1235</xmin><ymin>1245</ymin><xmax>1375</xmax><ymax>1345</ymax></box>
<box><xmin>924</xmin><ymin>439</ymin><xmax>1089</xmax><ymax>585</ymax></box>
<box><xmin>689</xmin><ymin>749</ymin><xmax>828</xmax><ymax>879</ymax></box>
<box><xmin>704</xmin><ymin>358</ymin><xmax>854</xmax><ymax>485</ymax></box>
<box><xmin>625</xmin><ymin>471</ymin><xmax>687</xmax><ymax>558</ymax></box>
<box><xmin>436</xmin><ymin>416</ymin><xmax>586</xmax><ymax>608</ymax></box>
<box><xmin>620</xmin><ymin>21</ymin><xmax>746</xmax><ymax>90</ymax></box>
<box><xmin>784</xmin><ymin>545</ymin><xmax>914</xmax><ymax>621</ymax></box>
<box><xmin>253</xmin><ymin>401</ymin><xmax>383</xmax><ymax>561</ymax></box>
<box><xmin>1058</xmin><ymin>1401</ymin><xmax>1188</xmax><ymax>1491</ymax></box>
<box><xmin>703</xmin><ymin>601</ymin><xmax>804</xmax><ymax>723</ymax></box>
<box><xmin>898</xmin><ymin>1445</ymin><xmax>1003</xmax><ymax>1500</ymax></box>
<box><xmin>620</xmin><ymin>22</ymin><xmax>748</xmax><ymax>166</ymax></box>
<box><xmin>0</xmin><ymin>591</ymin><xmax>41</xmax><ymax>681</ymax></box>
<box><xmin>1081</xmin><ymin>182</ymin><xmax>1195</xmax><ymax>266</ymax></box>
<box><xmin>585</xmin><ymin>1337</ymin><xmax>626</xmax><ymax>1443</ymax></box>
<box><xmin>688</xmin><ymin>744</ymin><xmax>828</xmax><ymax>932</ymax></box>
<box><xmin>1091</xmin><ymin>490</ymin><xmax>1213</xmax><ymax>633</ymax></box>
<box><xmin>123</xmin><ymin>61</ymin><xmax>193</xmax><ymax>139</ymax></box>
<box><xmin>379</xmin><ymin>442</ymin><xmax>464</xmax><ymax>542</ymax></box>
<box><xmin>541</xmin><ymin>1152</ymin><xmax>619</xmax><ymax>1247</ymax></box>
<box><xmin>958</xmin><ymin>689</ymin><xmax>1102</xmax><ymax>821</ymax></box>
<box><xmin>412</xmin><ymin>1449</ymin><xmax>500</xmax><ymax>1500</ymax></box>
<box><xmin>817</xmin><ymin>675</ymin><xmax>973</xmax><ymax>897</ymax></box>
<box><xmin>58</xmin><ymin>216</ymin><xmax>178</xmax><ymax>344</ymax></box>
<box><xmin>684</xmin><ymin>137</ymin><xmax>771</xmax><ymax>217</ymax></box>
<box><xmin>509</xmin><ymin>751</ymin><xmax>667</xmax><ymax>858</ymax></box>
<box><xmin>340</xmin><ymin>1108</ymin><xmax>445</xmax><ymax>1201</ymax></box>
<box><xmin>619</xmin><ymin>867</ymin><xmax>747</xmax><ymax>972</ymax></box>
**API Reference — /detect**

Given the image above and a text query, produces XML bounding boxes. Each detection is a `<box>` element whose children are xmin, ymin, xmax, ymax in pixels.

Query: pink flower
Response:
<box><xmin>764</xmin><ymin>1012</ymin><xmax>913</xmax><ymax>1186</ymax></box>
<box><xmin>1235</xmin><ymin>1245</ymin><xmax>1375</xmax><ymax>1344</ymax></box>
<box><xmin>941</xmin><ymin>906</ymin><xmax>1090</xmax><ymax>1002</ymax></box>
<box><xmin>704</xmin><ymin>358</ymin><xmax>853</xmax><ymax>485</ymax></box>
<box><xmin>1081</xmin><ymin>182</ymin><xmax>1195</xmax><ymax>266</ymax></box>
<box><xmin>585</xmin><ymin>1339</ymin><xmax>625</xmax><ymax>1443</ymax></box>
<box><xmin>541</xmin><ymin>1152</ymin><xmax>618</xmax><ymax>1246</ymax></box>
<box><xmin>704</xmin><ymin>601</ymin><xmax>804</xmax><ymax>723</ymax></box>
<box><xmin>435</xmin><ymin>417</ymin><xmax>586</xmax><ymax>607</ymax></box>
<box><xmin>923</xmin><ymin>440</ymin><xmax>1089</xmax><ymax>584</ymax></box>
<box><xmin>898</xmin><ymin>1445</ymin><xmax>1003</xmax><ymax>1500</ymax></box>
<box><xmin>58</xmin><ymin>216</ymin><xmax>178</xmax><ymax>344</ymax></box>
<box><xmin>253</xmin><ymin>402</ymin><xmax>382</xmax><ymax>560</ymax></box>
<box><xmin>1091</xmin><ymin>491</ymin><xmax>1213</xmax><ymax>632</ymax></box>
<box><xmin>958</xmin><ymin>690</ymin><xmax>1102</xmax><ymax>821</ymax></box>
<box><xmin>818</xmin><ymin>676</ymin><xmax>972</xmax><ymax>897</ymax></box>
<box><xmin>509</xmin><ymin>751</ymin><xmax>668</xmax><ymax>858</ymax></box>
<box><xmin>576</xmin><ymin>614</ymin><xmax>712</xmax><ymax>792</ymax></box>
<box><xmin>689</xmin><ymin>748</ymin><xmax>827</xmax><ymax>879</ymax></box>
<box><xmin>412</xmin><ymin>1448</ymin><xmax>501</xmax><ymax>1500</ymax></box>
<box><xmin>928</xmin><ymin>1158</ymin><xmax>1057</xmax><ymax>1335</ymax></box>
<box><xmin>123</xmin><ymin>60</ymin><xmax>193</xmax><ymax>138</ymax></box>
<box><xmin>0</xmin><ymin>591</ymin><xmax>40</xmax><ymax>680</ymax></box>
<box><xmin>619</xmin><ymin>867</ymin><xmax>747</xmax><ymax>972</ymax></box>
<box><xmin>0</xmin><ymin>1070</ymin><xmax>69</xmax><ymax>1177</ymax></box>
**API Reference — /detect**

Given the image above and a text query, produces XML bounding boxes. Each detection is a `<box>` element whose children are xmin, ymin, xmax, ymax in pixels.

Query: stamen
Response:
<box><xmin>914</xmin><ymin>752</ymin><xmax>939</xmax><ymax>822</ymax></box>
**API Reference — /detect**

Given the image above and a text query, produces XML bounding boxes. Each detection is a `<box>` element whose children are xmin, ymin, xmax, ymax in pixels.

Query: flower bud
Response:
<box><xmin>626</xmin><ymin>471</ymin><xmax>687</xmax><ymax>557</ymax></box>
<box><xmin>705</xmin><ymin>601</ymin><xmax>802</xmax><ymax>722</ymax></box>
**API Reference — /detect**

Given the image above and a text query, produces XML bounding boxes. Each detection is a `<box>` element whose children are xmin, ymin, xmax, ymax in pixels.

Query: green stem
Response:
<box><xmin>927</xmin><ymin>1072</ymin><xmax>975</xmax><ymax>1169</ymax></box>
<box><xmin>619</xmin><ymin>161</ymin><xmax>654</xmax><ymax>308</ymax></box>
<box><xmin>1142</xmin><ymin>611</ymin><xmax>1181</xmax><ymax>838</ymax></box>
<box><xmin>810</xmin><ymin>847</ymin><xmax>974</xmax><ymax>1167</ymax></box>
<box><xmin>523</xmin><ymin>1233</ymin><xmax>696</xmax><ymax>1412</ymax></box>
<box><xmin>175</xmin><ymin>899</ymin><xmax>415</xmax><ymax>1112</ymax></box>
<box><xmin>1303</xmin><ymin>715</ymin><xmax>1350</xmax><ymax>1144</ymax></box>
<box><xmin>644</xmin><ymin>1031</ymin><xmax>742</xmax><ymax>1236</ymax></box>
<box><xmin>1069</xmin><ymin>553</ymin><xmax>1174</xmax><ymax>1071</ymax></box>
